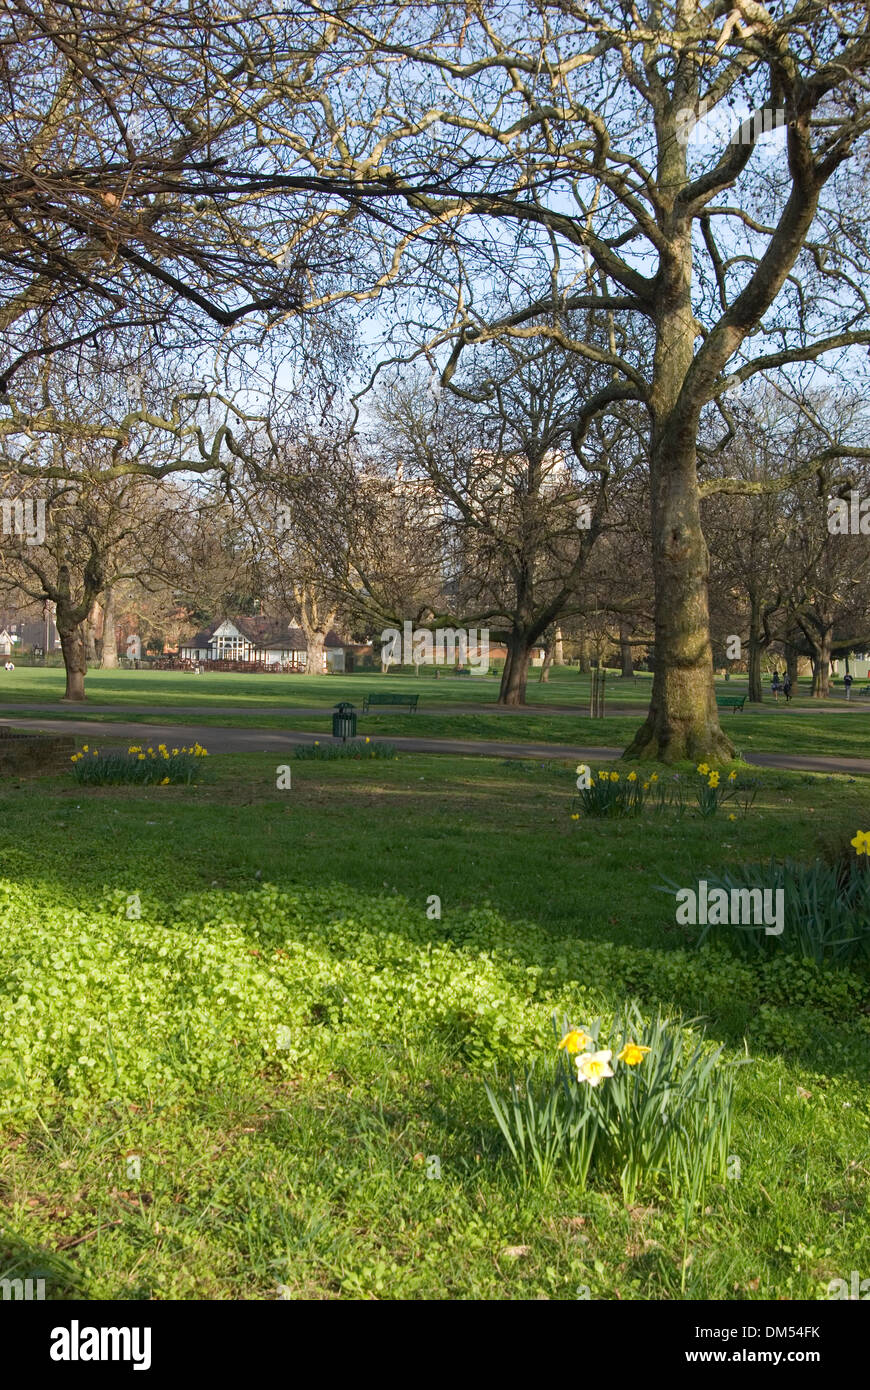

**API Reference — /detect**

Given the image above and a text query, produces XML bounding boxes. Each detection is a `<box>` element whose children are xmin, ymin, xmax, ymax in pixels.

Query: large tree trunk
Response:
<box><xmin>57</xmin><ymin>614</ymin><xmax>88</xmax><ymax>701</ymax></box>
<box><xmin>303</xmin><ymin>629</ymin><xmax>327</xmax><ymax>675</ymax></box>
<box><xmin>100</xmin><ymin>587</ymin><xmax>118</xmax><ymax>668</ymax></box>
<box><xmin>810</xmin><ymin>629</ymin><xmax>833</xmax><ymax>697</ymax></box>
<box><xmin>292</xmin><ymin>582</ymin><xmax>334</xmax><ymax>677</ymax></box>
<box><xmin>85</xmin><ymin>601</ymin><xmax>100</xmax><ymax>664</ymax></box>
<box><xmin>625</xmin><ymin>209</ymin><xmax>731</xmax><ymax>762</ymax></box>
<box><xmin>619</xmin><ymin>620</ymin><xmax>634</xmax><ymax>679</ymax></box>
<box><xmin>577</xmin><ymin>632</ymin><xmax>591</xmax><ymax>673</ymax></box>
<box><xmin>626</xmin><ymin>446</ymin><xmax>731</xmax><ymax>760</ymax></box>
<box><xmin>498</xmin><ymin>632</ymin><xmax>532</xmax><ymax>705</ymax></box>
<box><xmin>538</xmin><ymin>643</ymin><xmax>553</xmax><ymax>682</ymax></box>
<box><xmin>553</xmin><ymin>627</ymin><xmax>565</xmax><ymax>665</ymax></box>
<box><xmin>625</xmin><ymin>427</ymin><xmax>733</xmax><ymax>759</ymax></box>
<box><xmin>785</xmin><ymin>643</ymin><xmax>800</xmax><ymax>688</ymax></box>
<box><xmin>747</xmin><ymin>599</ymin><xmax>764</xmax><ymax>702</ymax></box>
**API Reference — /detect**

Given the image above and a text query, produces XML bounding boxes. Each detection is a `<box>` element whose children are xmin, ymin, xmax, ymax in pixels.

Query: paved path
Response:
<box><xmin>0</xmin><ymin>700</ymin><xmax>614</xmax><ymax>717</ymax></box>
<box><xmin>3</xmin><ymin>715</ymin><xmax>869</xmax><ymax>775</ymax></box>
<box><xmin>0</xmin><ymin>699</ymin><xmax>868</xmax><ymax>718</ymax></box>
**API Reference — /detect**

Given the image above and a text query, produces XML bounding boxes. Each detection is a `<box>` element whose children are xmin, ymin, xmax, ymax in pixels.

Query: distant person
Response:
<box><xmin>3</xmin><ymin>660</ymin><xmax>13</xmax><ymax>672</ymax></box>
<box><xmin>771</xmin><ymin>670</ymin><xmax>781</xmax><ymax>700</ymax></box>
<box><xmin>782</xmin><ymin>673</ymin><xmax>792</xmax><ymax>702</ymax></box>
<box><xmin>844</xmin><ymin>671</ymin><xmax>853</xmax><ymax>700</ymax></box>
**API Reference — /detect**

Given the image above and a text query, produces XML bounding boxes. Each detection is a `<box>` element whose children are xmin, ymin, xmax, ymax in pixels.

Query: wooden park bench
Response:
<box><xmin>361</xmin><ymin>692</ymin><xmax>419</xmax><ymax>713</ymax></box>
<box><xmin>716</xmin><ymin>695</ymin><xmax>747</xmax><ymax>712</ymax></box>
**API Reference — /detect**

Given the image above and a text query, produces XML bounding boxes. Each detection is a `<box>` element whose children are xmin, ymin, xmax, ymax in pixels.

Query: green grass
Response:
<box><xmin>1</xmin><ymin>751</ymin><xmax>868</xmax><ymax>1299</ymax></box>
<box><xmin>0</xmin><ymin>664</ymin><xmax>613</xmax><ymax>708</ymax></box>
<box><xmin>4</xmin><ymin>662</ymin><xmax>852</xmax><ymax>710</ymax></box>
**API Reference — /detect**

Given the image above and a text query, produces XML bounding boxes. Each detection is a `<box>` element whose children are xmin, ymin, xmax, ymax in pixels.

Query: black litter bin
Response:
<box><xmin>332</xmin><ymin>702</ymin><xmax>357</xmax><ymax>742</ymax></box>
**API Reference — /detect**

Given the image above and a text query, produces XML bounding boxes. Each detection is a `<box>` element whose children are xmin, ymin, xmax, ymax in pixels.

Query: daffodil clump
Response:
<box><xmin>485</xmin><ymin>1004</ymin><xmax>739</xmax><ymax>1206</ymax></box>
<box><xmin>572</xmin><ymin>767</ymin><xmax>659</xmax><ymax>818</ymax></box>
<box><xmin>694</xmin><ymin>763</ymin><xmax>744</xmax><ymax>818</ymax></box>
<box><xmin>70</xmin><ymin>742</ymin><xmax>209</xmax><ymax>786</ymax></box>
<box><xmin>572</xmin><ymin>764</ymin><xmax>754</xmax><ymax>821</ymax></box>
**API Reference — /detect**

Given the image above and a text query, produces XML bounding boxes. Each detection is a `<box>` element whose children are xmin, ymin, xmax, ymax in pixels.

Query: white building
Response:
<box><xmin>179</xmin><ymin>617</ymin><xmax>345</xmax><ymax>671</ymax></box>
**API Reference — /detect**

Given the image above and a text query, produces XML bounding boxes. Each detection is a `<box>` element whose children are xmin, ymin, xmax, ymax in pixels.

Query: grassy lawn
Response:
<box><xmin>4</xmin><ymin>662</ymin><xmax>854</xmax><ymax>709</ymax></box>
<box><xmin>3</xmin><ymin>706</ymin><xmax>868</xmax><ymax>761</ymax></box>
<box><xmin>1</xmin><ymin>751</ymin><xmax>868</xmax><ymax>1300</ymax></box>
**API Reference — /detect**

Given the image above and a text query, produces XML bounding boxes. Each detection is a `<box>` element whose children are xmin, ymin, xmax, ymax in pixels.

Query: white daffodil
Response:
<box><xmin>576</xmin><ymin>1049</ymin><xmax>614</xmax><ymax>1087</ymax></box>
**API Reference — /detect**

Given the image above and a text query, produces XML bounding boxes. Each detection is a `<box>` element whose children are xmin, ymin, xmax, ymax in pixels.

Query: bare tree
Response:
<box><xmin>218</xmin><ymin>2</ymin><xmax>870</xmax><ymax>755</ymax></box>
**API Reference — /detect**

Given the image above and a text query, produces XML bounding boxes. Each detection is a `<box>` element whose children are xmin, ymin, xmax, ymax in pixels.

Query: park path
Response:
<box><xmin>0</xmin><ymin>698</ymin><xmax>868</xmax><ymax>717</ymax></box>
<box><xmin>2</xmin><ymin>715</ymin><xmax>869</xmax><ymax>776</ymax></box>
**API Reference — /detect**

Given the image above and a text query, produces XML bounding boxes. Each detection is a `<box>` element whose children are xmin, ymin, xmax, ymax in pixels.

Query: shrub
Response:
<box><xmin>689</xmin><ymin>856</ymin><xmax>870</xmax><ymax>966</ymax></box>
<box><xmin>293</xmin><ymin>739</ymin><xmax>397</xmax><ymax>760</ymax></box>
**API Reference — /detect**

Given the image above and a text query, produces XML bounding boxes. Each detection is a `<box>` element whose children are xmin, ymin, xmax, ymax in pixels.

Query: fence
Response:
<box><xmin>151</xmin><ymin>657</ymin><xmax>308</xmax><ymax>673</ymax></box>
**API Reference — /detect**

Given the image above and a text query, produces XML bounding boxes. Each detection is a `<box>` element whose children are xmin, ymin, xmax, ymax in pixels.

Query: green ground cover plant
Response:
<box><xmin>0</xmin><ymin>753</ymin><xmax>867</xmax><ymax>1300</ymax></box>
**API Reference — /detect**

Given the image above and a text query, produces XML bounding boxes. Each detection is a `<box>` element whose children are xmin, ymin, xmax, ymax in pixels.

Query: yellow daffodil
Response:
<box><xmin>570</xmin><ymin>812</ymin><xmax>579</xmax><ymax>820</ymax></box>
<box><xmin>558</xmin><ymin>1027</ymin><xmax>591</xmax><ymax>1054</ymax></box>
<box><xmin>617</xmin><ymin>1042</ymin><xmax>651</xmax><ymax>1066</ymax></box>
<box><xmin>365</xmin><ymin>737</ymin><xmax>370</xmax><ymax>743</ymax></box>
<box><xmin>137</xmin><ymin>753</ymin><xmax>145</xmax><ymax>761</ymax></box>
<box><xmin>696</xmin><ymin>762</ymin><xmax>709</xmax><ymax>776</ymax></box>
<box><xmin>851</xmin><ymin>830</ymin><xmax>870</xmax><ymax>856</ymax></box>
<box><xmin>172</xmin><ymin>748</ymin><xmax>179</xmax><ymax>756</ymax></box>
<box><xmin>627</xmin><ymin>771</ymin><xmax>637</xmax><ymax>782</ymax></box>
<box><xmin>643</xmin><ymin>781</ymin><xmax>650</xmax><ymax>790</ymax></box>
<box><xmin>576</xmin><ymin>1049</ymin><xmax>614</xmax><ymax>1087</ymax></box>
<box><xmin>728</xmin><ymin>770</ymin><xmax>737</xmax><ymax>782</ymax></box>
<box><xmin>161</xmin><ymin>777</ymin><xmax>169</xmax><ymax>785</ymax></box>
<box><xmin>609</xmin><ymin>771</ymin><xmax>619</xmax><ymax>782</ymax></box>
<box><xmin>314</xmin><ymin>740</ymin><xmax>319</xmax><ymax>746</ymax></box>
<box><xmin>650</xmin><ymin>773</ymin><xmax>659</xmax><ymax>783</ymax></box>
<box><xmin>82</xmin><ymin>744</ymin><xmax>89</xmax><ymax>753</ymax></box>
<box><xmin>728</xmin><ymin>814</ymin><xmax>736</xmax><ymax>822</ymax></box>
<box><xmin>599</xmin><ymin>771</ymin><xmax>608</xmax><ymax>782</ymax></box>
<box><xmin>708</xmin><ymin>772</ymin><xmax>720</xmax><ymax>788</ymax></box>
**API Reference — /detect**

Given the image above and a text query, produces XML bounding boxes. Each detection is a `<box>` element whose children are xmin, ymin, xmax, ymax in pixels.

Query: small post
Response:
<box><xmin>589</xmin><ymin>666</ymin><xmax>606</xmax><ymax>717</ymax></box>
